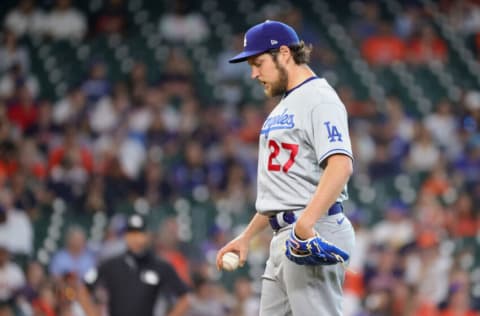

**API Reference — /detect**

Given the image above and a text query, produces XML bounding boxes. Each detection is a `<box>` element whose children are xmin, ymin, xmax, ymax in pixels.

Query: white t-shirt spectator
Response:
<box><xmin>0</xmin><ymin>258</ymin><xmax>26</xmax><ymax>301</ymax></box>
<box><xmin>408</xmin><ymin>140</ymin><xmax>440</xmax><ymax>172</ymax></box>
<box><xmin>0</xmin><ymin>46</ymin><xmax>30</xmax><ymax>74</ymax></box>
<box><xmin>0</xmin><ymin>209</ymin><xmax>33</xmax><ymax>255</ymax></box>
<box><xmin>0</xmin><ymin>72</ymin><xmax>39</xmax><ymax>99</ymax></box>
<box><xmin>89</xmin><ymin>96</ymin><xmax>120</xmax><ymax>134</ymax></box>
<box><xmin>159</xmin><ymin>13</ymin><xmax>209</xmax><ymax>43</ymax></box>
<box><xmin>44</xmin><ymin>7</ymin><xmax>87</xmax><ymax>40</ymax></box>
<box><xmin>4</xmin><ymin>7</ymin><xmax>47</xmax><ymax>38</ymax></box>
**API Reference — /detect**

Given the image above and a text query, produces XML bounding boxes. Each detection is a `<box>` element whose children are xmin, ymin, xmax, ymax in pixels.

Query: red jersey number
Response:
<box><xmin>267</xmin><ymin>140</ymin><xmax>299</xmax><ymax>172</ymax></box>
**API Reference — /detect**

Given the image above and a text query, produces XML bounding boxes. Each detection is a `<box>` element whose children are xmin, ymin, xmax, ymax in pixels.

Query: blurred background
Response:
<box><xmin>0</xmin><ymin>0</ymin><xmax>479</xmax><ymax>315</ymax></box>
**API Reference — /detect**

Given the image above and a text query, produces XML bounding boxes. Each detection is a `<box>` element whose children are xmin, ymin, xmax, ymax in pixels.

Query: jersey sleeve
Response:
<box><xmin>308</xmin><ymin>101</ymin><xmax>353</xmax><ymax>165</ymax></box>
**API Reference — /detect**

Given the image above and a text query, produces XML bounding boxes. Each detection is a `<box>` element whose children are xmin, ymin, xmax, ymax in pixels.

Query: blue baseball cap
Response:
<box><xmin>229</xmin><ymin>20</ymin><xmax>300</xmax><ymax>63</ymax></box>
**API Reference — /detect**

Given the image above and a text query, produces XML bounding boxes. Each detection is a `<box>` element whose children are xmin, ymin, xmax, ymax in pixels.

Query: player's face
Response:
<box><xmin>248</xmin><ymin>53</ymin><xmax>288</xmax><ymax>97</ymax></box>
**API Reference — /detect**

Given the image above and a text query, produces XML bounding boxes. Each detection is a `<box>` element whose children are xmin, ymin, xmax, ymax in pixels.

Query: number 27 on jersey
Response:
<box><xmin>267</xmin><ymin>140</ymin><xmax>298</xmax><ymax>173</ymax></box>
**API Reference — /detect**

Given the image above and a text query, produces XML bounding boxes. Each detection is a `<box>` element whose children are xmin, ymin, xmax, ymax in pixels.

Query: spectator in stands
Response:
<box><xmin>230</xmin><ymin>277</ymin><xmax>260</xmax><ymax>316</ymax></box>
<box><xmin>0</xmin><ymin>63</ymin><xmax>39</xmax><ymax>100</ymax></box>
<box><xmin>441</xmin><ymin>284</ymin><xmax>478</xmax><ymax>316</ymax></box>
<box><xmin>24</xmin><ymin>99</ymin><xmax>58</xmax><ymax>155</ymax></box>
<box><xmin>6</xmin><ymin>84</ymin><xmax>38</xmax><ymax>132</ymax></box>
<box><xmin>407</xmin><ymin>24</ymin><xmax>448</xmax><ymax>65</ymax></box>
<box><xmin>145</xmin><ymin>108</ymin><xmax>178</xmax><ymax>157</ymax></box>
<box><xmin>447</xmin><ymin>0</ymin><xmax>480</xmax><ymax>36</ymax></box>
<box><xmin>0</xmin><ymin>140</ymin><xmax>18</xmax><ymax>187</ymax></box>
<box><xmin>407</xmin><ymin>123</ymin><xmax>441</xmax><ymax>172</ymax></box>
<box><xmin>170</xmin><ymin>140</ymin><xmax>210</xmax><ymax>196</ymax></box>
<box><xmin>186</xmin><ymin>273</ymin><xmax>228</xmax><ymax>316</ymax></box>
<box><xmin>158</xmin><ymin>0</ymin><xmax>210</xmax><ymax>44</ymax></box>
<box><xmin>95</xmin><ymin>214</ymin><xmax>126</xmax><ymax>262</ymax></box>
<box><xmin>350</xmin><ymin>1</ymin><xmax>381</xmax><ymax>42</ymax></box>
<box><xmin>137</xmin><ymin>161</ymin><xmax>173</xmax><ymax>207</ymax></box>
<box><xmin>0</xmin><ymin>189</ymin><xmax>33</xmax><ymax>256</ymax></box>
<box><xmin>385</xmin><ymin>95</ymin><xmax>415</xmax><ymax>142</ymax></box>
<box><xmin>92</xmin><ymin>0</ymin><xmax>129</xmax><ymax>37</ymax></box>
<box><xmin>4</xmin><ymin>0</ymin><xmax>46</xmax><ymax>38</ymax></box>
<box><xmin>16</xmin><ymin>138</ymin><xmax>45</xmax><ymax>182</ymax></box>
<box><xmin>424</xmin><ymin>99</ymin><xmax>460</xmax><ymax>158</ymax></box>
<box><xmin>30</xmin><ymin>281</ymin><xmax>58</xmax><ymax>316</ymax></box>
<box><xmin>53</xmin><ymin>85</ymin><xmax>87</xmax><ymax>127</ymax></box>
<box><xmin>83</xmin><ymin>176</ymin><xmax>106</xmax><ymax>214</ymax></box>
<box><xmin>89</xmin><ymin>82</ymin><xmax>129</xmax><ymax>135</ymax></box>
<box><xmin>48</xmin><ymin>127</ymin><xmax>93</xmax><ymax>174</ymax></box>
<box><xmin>0</xmin><ymin>28</ymin><xmax>30</xmax><ymax>74</ymax></box>
<box><xmin>44</xmin><ymin>0</ymin><xmax>87</xmax><ymax>41</ymax></box>
<box><xmin>49</xmin><ymin>226</ymin><xmax>95</xmax><ymax>279</ymax></box>
<box><xmin>368</xmin><ymin>142</ymin><xmax>401</xmax><ymax>179</ymax></box>
<box><xmin>128</xmin><ymin>61</ymin><xmax>149</xmax><ymax>99</ymax></box>
<box><xmin>371</xmin><ymin>200</ymin><xmax>415</xmax><ymax>249</ymax></box>
<box><xmin>446</xmin><ymin>192</ymin><xmax>478</xmax><ymax>238</ymax></box>
<box><xmin>421</xmin><ymin>161</ymin><xmax>452</xmax><ymax>197</ymax></box>
<box><xmin>10</xmin><ymin>172</ymin><xmax>37</xmax><ymax>216</ymax></box>
<box><xmin>236</xmin><ymin>105</ymin><xmax>264</xmax><ymax>144</ymax></box>
<box><xmin>394</xmin><ymin>4</ymin><xmax>422</xmax><ymax>40</ymax></box>
<box><xmin>361</xmin><ymin>21</ymin><xmax>407</xmax><ymax>66</ymax></box>
<box><xmin>82</xmin><ymin>60</ymin><xmax>111</xmax><ymax>104</ymax></box>
<box><xmin>102</xmin><ymin>156</ymin><xmax>132</xmax><ymax>214</ymax></box>
<box><xmin>0</xmin><ymin>243</ymin><xmax>26</xmax><ymax>305</ymax></box>
<box><xmin>155</xmin><ymin>217</ymin><xmax>191</xmax><ymax>285</ymax></box>
<box><xmin>405</xmin><ymin>232</ymin><xmax>451</xmax><ymax>309</ymax></box>
<box><xmin>18</xmin><ymin>261</ymin><xmax>45</xmax><ymax>303</ymax></box>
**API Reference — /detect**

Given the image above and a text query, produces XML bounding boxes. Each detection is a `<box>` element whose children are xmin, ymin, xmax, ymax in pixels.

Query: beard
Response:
<box><xmin>264</xmin><ymin>61</ymin><xmax>288</xmax><ymax>97</ymax></box>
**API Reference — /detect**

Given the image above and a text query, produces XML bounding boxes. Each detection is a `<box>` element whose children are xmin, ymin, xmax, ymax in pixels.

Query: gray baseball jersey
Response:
<box><xmin>256</xmin><ymin>77</ymin><xmax>353</xmax><ymax>214</ymax></box>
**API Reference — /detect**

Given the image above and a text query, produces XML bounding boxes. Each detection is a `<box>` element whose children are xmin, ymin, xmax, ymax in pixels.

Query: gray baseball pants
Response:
<box><xmin>259</xmin><ymin>212</ymin><xmax>355</xmax><ymax>316</ymax></box>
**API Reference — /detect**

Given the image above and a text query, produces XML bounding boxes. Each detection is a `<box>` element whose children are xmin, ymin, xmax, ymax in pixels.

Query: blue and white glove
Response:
<box><xmin>285</xmin><ymin>228</ymin><xmax>349</xmax><ymax>265</ymax></box>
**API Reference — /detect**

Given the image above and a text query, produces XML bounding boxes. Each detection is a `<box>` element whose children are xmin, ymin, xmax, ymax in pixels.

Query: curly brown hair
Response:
<box><xmin>270</xmin><ymin>41</ymin><xmax>313</xmax><ymax>65</ymax></box>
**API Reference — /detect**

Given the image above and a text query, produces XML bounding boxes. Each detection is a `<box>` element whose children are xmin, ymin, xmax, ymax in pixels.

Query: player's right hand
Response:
<box><xmin>216</xmin><ymin>234</ymin><xmax>249</xmax><ymax>270</ymax></box>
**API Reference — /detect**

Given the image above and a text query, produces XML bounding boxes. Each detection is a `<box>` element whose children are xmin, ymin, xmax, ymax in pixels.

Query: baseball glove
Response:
<box><xmin>285</xmin><ymin>228</ymin><xmax>349</xmax><ymax>266</ymax></box>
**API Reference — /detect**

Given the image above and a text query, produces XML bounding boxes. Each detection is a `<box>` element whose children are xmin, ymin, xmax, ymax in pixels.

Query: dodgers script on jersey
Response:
<box><xmin>256</xmin><ymin>77</ymin><xmax>353</xmax><ymax>214</ymax></box>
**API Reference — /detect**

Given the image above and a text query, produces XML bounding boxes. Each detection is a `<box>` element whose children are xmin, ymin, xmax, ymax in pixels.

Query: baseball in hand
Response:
<box><xmin>222</xmin><ymin>252</ymin><xmax>240</xmax><ymax>271</ymax></box>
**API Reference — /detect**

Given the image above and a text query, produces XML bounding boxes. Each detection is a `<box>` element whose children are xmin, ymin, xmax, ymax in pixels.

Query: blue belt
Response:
<box><xmin>268</xmin><ymin>202</ymin><xmax>343</xmax><ymax>231</ymax></box>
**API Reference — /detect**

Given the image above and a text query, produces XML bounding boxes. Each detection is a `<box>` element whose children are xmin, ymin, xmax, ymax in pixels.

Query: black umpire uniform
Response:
<box><xmin>86</xmin><ymin>214</ymin><xmax>190</xmax><ymax>316</ymax></box>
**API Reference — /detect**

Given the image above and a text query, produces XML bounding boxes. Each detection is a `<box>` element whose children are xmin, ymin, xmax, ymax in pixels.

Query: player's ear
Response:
<box><xmin>279</xmin><ymin>45</ymin><xmax>292</xmax><ymax>64</ymax></box>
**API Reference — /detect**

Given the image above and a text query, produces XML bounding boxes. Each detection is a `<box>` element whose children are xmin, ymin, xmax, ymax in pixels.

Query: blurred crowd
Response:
<box><xmin>0</xmin><ymin>0</ymin><xmax>480</xmax><ymax>315</ymax></box>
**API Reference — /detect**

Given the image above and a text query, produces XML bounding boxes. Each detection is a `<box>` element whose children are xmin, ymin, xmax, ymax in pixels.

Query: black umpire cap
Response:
<box><xmin>126</xmin><ymin>214</ymin><xmax>147</xmax><ymax>232</ymax></box>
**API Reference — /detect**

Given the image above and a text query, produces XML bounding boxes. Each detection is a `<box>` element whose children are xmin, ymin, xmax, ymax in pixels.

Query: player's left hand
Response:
<box><xmin>285</xmin><ymin>228</ymin><xmax>349</xmax><ymax>265</ymax></box>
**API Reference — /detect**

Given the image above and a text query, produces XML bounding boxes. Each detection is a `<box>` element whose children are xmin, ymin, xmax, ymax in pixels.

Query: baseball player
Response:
<box><xmin>216</xmin><ymin>20</ymin><xmax>355</xmax><ymax>316</ymax></box>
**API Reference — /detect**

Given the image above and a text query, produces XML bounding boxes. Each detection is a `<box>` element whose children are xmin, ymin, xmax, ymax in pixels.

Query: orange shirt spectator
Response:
<box><xmin>47</xmin><ymin>128</ymin><xmax>94</xmax><ymax>173</ymax></box>
<box><xmin>408</xmin><ymin>25</ymin><xmax>448</xmax><ymax>65</ymax></box>
<box><xmin>361</xmin><ymin>22</ymin><xmax>406</xmax><ymax>66</ymax></box>
<box><xmin>446</xmin><ymin>193</ymin><xmax>478</xmax><ymax>238</ymax></box>
<box><xmin>48</xmin><ymin>147</ymin><xmax>94</xmax><ymax>172</ymax></box>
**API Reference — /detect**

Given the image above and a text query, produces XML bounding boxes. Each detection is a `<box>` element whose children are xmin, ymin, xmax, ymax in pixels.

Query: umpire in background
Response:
<box><xmin>81</xmin><ymin>214</ymin><xmax>190</xmax><ymax>316</ymax></box>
